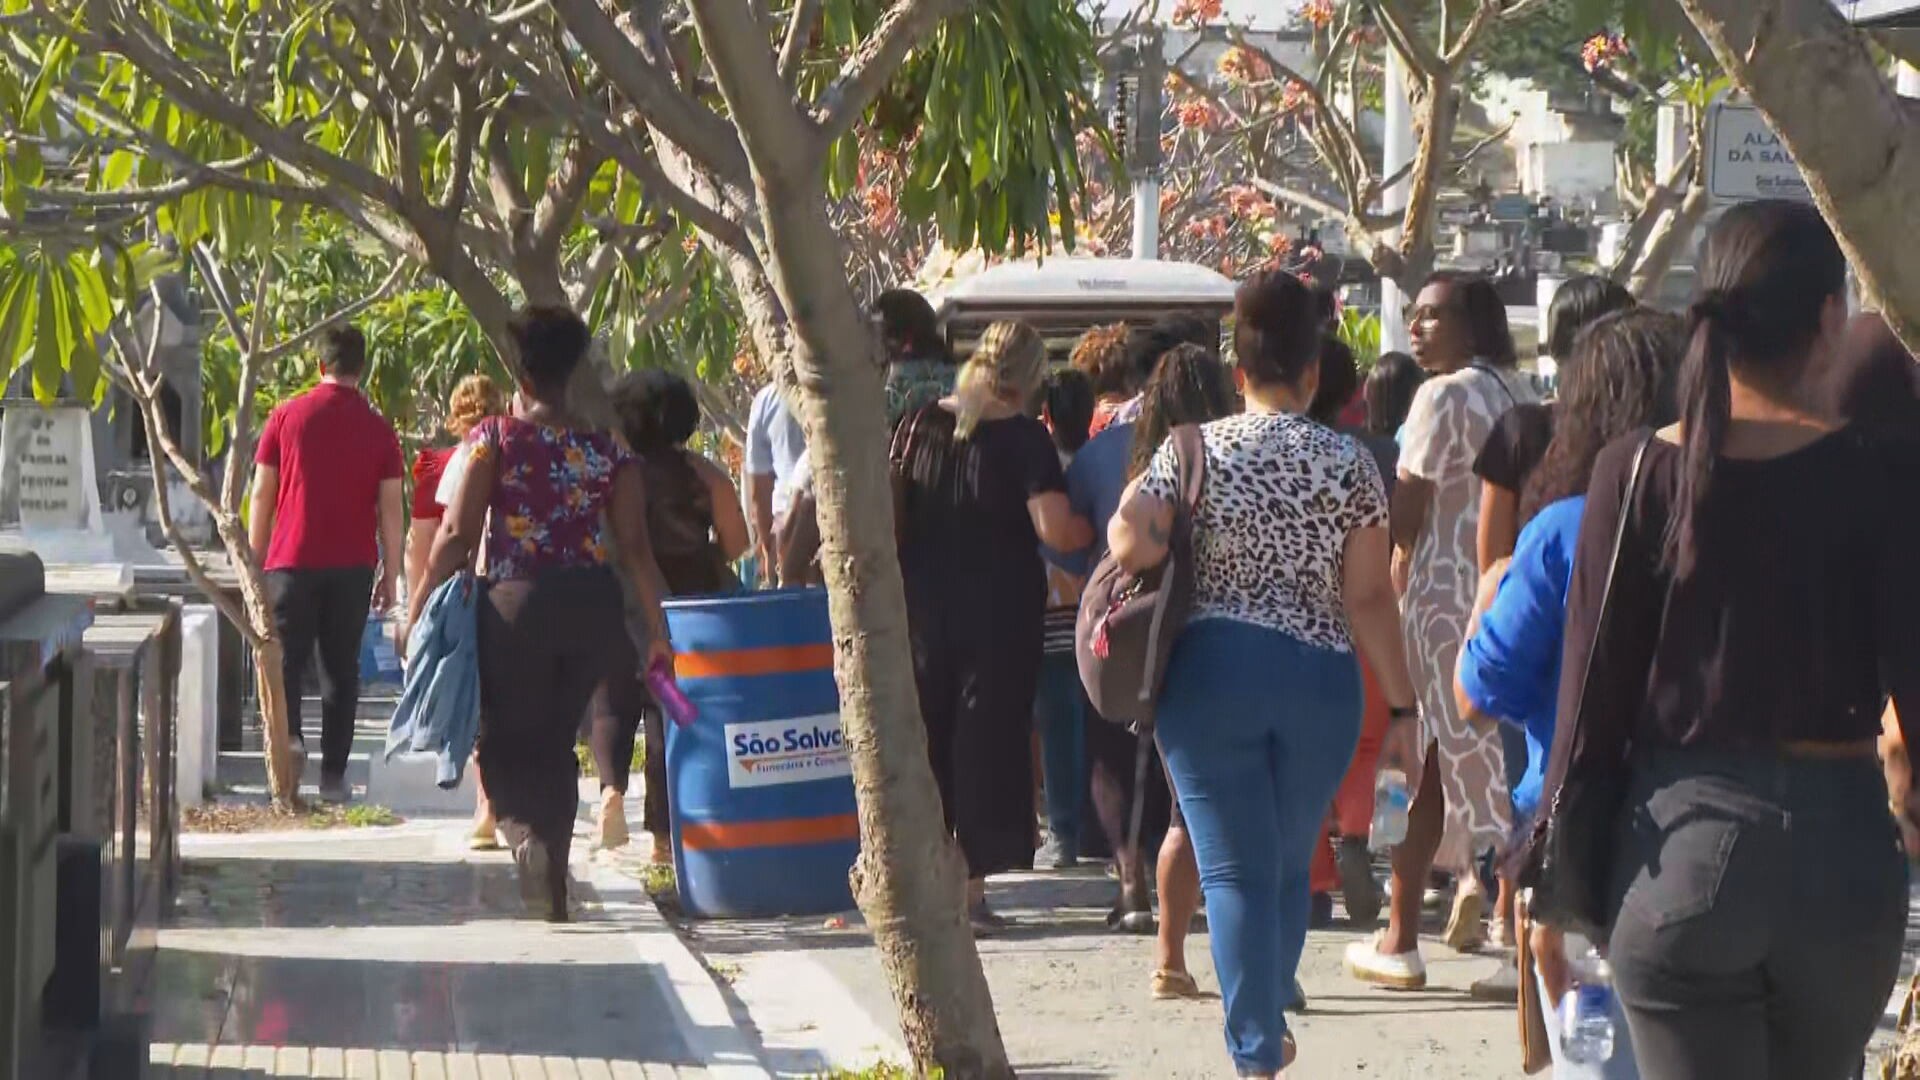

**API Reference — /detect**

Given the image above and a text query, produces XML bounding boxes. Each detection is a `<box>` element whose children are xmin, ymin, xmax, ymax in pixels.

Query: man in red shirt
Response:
<box><xmin>247</xmin><ymin>326</ymin><xmax>405</xmax><ymax>803</ymax></box>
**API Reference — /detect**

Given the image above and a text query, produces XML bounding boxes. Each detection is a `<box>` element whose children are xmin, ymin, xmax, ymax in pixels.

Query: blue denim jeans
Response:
<box><xmin>1156</xmin><ymin>619</ymin><xmax>1361</xmax><ymax>1076</ymax></box>
<box><xmin>1034</xmin><ymin>651</ymin><xmax>1086</xmax><ymax>852</ymax></box>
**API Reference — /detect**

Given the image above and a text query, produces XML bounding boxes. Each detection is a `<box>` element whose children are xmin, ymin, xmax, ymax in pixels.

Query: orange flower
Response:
<box><xmin>1175</xmin><ymin>99</ymin><xmax>1220</xmax><ymax>131</ymax></box>
<box><xmin>506</xmin><ymin>515</ymin><xmax>533</xmax><ymax>539</ymax></box>
<box><xmin>1172</xmin><ymin>0</ymin><xmax>1223</xmax><ymax>26</ymax></box>
<box><xmin>1300</xmin><ymin>0</ymin><xmax>1334</xmax><ymax>29</ymax></box>
<box><xmin>1217</xmin><ymin>46</ymin><xmax>1272</xmax><ymax>86</ymax></box>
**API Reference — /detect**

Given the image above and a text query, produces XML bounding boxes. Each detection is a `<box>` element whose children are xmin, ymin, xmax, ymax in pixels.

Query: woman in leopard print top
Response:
<box><xmin>1110</xmin><ymin>271</ymin><xmax>1419</xmax><ymax>1079</ymax></box>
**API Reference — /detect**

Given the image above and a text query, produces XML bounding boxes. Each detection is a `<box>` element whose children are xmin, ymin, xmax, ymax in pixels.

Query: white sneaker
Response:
<box><xmin>1345</xmin><ymin>933</ymin><xmax>1428</xmax><ymax>990</ymax></box>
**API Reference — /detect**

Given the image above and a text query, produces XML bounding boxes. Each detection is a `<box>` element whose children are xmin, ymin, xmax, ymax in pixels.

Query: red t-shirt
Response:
<box><xmin>254</xmin><ymin>382</ymin><xmax>403</xmax><ymax>571</ymax></box>
<box><xmin>410</xmin><ymin>446</ymin><xmax>456</xmax><ymax>521</ymax></box>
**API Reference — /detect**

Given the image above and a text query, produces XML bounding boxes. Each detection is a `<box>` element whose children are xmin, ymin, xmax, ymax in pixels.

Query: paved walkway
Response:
<box><xmin>670</xmin><ymin>866</ymin><xmax>1920</xmax><ymax>1079</ymax></box>
<box><xmin>146</xmin><ymin>814</ymin><xmax>763</xmax><ymax>1079</ymax></box>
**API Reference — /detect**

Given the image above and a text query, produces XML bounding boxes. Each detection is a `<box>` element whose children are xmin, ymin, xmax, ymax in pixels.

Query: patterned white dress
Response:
<box><xmin>1399</xmin><ymin>362</ymin><xmax>1542</xmax><ymax>872</ymax></box>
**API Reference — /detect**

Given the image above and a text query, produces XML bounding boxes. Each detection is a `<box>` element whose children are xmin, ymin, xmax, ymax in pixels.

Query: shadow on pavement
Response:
<box><xmin>154</xmin><ymin>851</ymin><xmax>703</xmax><ymax>1067</ymax></box>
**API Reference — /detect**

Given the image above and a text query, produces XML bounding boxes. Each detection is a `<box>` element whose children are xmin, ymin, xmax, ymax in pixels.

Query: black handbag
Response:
<box><xmin>1517</xmin><ymin>433</ymin><xmax>1653</xmax><ymax>939</ymax></box>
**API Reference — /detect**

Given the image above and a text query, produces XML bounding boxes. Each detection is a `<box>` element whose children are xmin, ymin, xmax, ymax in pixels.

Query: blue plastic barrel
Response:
<box><xmin>663</xmin><ymin>588</ymin><xmax>858</xmax><ymax>917</ymax></box>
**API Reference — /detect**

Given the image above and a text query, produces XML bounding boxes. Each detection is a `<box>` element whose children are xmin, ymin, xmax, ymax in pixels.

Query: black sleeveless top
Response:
<box><xmin>641</xmin><ymin>448</ymin><xmax>737</xmax><ymax>596</ymax></box>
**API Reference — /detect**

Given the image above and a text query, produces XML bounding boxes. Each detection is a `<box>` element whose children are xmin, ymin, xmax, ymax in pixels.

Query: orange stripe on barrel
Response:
<box><xmin>679</xmin><ymin>814</ymin><xmax>859</xmax><ymax>851</ymax></box>
<box><xmin>675</xmin><ymin>643</ymin><xmax>834</xmax><ymax>679</ymax></box>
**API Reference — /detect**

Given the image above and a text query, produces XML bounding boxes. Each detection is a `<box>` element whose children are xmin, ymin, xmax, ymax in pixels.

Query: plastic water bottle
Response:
<box><xmin>1561</xmin><ymin>948</ymin><xmax>1617</xmax><ymax>1064</ymax></box>
<box><xmin>646</xmin><ymin>656</ymin><xmax>699</xmax><ymax>728</ymax></box>
<box><xmin>1368</xmin><ymin>770</ymin><xmax>1411</xmax><ymax>851</ymax></box>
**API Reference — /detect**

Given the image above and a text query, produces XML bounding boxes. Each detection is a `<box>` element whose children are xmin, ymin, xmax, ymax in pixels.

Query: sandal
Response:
<box><xmin>969</xmin><ymin>901</ymin><xmax>1011</xmax><ymax>937</ymax></box>
<box><xmin>1150</xmin><ymin>969</ymin><xmax>1201</xmax><ymax>1000</ymax></box>
<box><xmin>1444</xmin><ymin>888</ymin><xmax>1488</xmax><ymax>953</ymax></box>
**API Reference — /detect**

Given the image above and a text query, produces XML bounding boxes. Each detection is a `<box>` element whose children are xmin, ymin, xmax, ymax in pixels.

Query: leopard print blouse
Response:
<box><xmin>1141</xmin><ymin>411</ymin><xmax>1387</xmax><ymax>651</ymax></box>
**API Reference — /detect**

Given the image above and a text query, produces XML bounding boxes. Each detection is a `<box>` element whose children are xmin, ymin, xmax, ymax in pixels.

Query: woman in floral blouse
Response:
<box><xmin>413</xmin><ymin>306</ymin><xmax>673</xmax><ymax>922</ymax></box>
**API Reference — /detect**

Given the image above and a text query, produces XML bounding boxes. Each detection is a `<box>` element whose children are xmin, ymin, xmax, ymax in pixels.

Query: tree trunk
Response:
<box><xmin>1393</xmin><ymin>73</ymin><xmax>1458</xmax><ymax>291</ymax></box>
<box><xmin>760</xmin><ymin>180</ymin><xmax>1011</xmax><ymax>1078</ymax></box>
<box><xmin>250</xmin><ymin>637</ymin><xmax>299</xmax><ymax>802</ymax></box>
<box><xmin>684</xmin><ymin>1</ymin><xmax>1011</xmax><ymax>1071</ymax></box>
<box><xmin>1610</xmin><ymin>144</ymin><xmax>1699</xmax><ymax>285</ymax></box>
<box><xmin>1676</xmin><ymin>0</ymin><xmax>1920</xmax><ymax>350</ymax></box>
<box><xmin>1627</xmin><ymin>181</ymin><xmax>1709</xmax><ymax>302</ymax></box>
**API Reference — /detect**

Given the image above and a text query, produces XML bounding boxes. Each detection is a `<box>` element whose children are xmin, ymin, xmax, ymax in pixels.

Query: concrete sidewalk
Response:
<box><xmin>664</xmin><ymin>866</ymin><xmax>1920</xmax><ymax>1079</ymax></box>
<box><xmin>146</xmin><ymin>814</ymin><xmax>765</xmax><ymax>1079</ymax></box>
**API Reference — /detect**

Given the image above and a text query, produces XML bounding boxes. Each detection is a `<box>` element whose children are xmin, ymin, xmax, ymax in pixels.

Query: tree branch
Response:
<box><xmin>485</xmin><ymin>115</ymin><xmax>536</xmax><ymax>245</ymax></box>
<box><xmin>1371</xmin><ymin>0</ymin><xmax>1444</xmax><ymax>76</ymax></box>
<box><xmin>815</xmin><ymin>0</ymin><xmax>972</xmax><ymax>145</ymax></box>
<box><xmin>1444</xmin><ymin>1</ymin><xmax>1505</xmax><ymax>70</ymax></box>
<box><xmin>86</xmin><ymin>3</ymin><xmax>405</xmax><ymax>209</ymax></box>
<box><xmin>547</xmin><ymin>0</ymin><xmax>752</xmax><ymax>181</ymax></box>
<box><xmin>24</xmin><ymin>151</ymin><xmax>270</xmax><ymax>207</ymax></box>
<box><xmin>529</xmin><ymin>138</ymin><xmax>606</xmax><ymax>257</ymax></box>
<box><xmin>260</xmin><ymin>258</ymin><xmax>413</xmax><ymax>363</ymax></box>
<box><xmin>779</xmin><ymin>0</ymin><xmax>824</xmax><ymax>86</ymax></box>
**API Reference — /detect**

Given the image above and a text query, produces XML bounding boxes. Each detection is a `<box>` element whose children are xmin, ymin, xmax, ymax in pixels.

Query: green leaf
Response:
<box><xmin>100</xmin><ymin>148</ymin><xmax>136</xmax><ymax>191</ymax></box>
<box><xmin>65</xmin><ymin>253</ymin><xmax>113</xmax><ymax>334</ymax></box>
<box><xmin>0</xmin><ymin>265</ymin><xmax>35</xmax><ymax>380</ymax></box>
<box><xmin>33</xmin><ymin>268</ymin><xmax>63</xmax><ymax>403</ymax></box>
<box><xmin>66</xmin><ymin>334</ymin><xmax>102</xmax><ymax>407</ymax></box>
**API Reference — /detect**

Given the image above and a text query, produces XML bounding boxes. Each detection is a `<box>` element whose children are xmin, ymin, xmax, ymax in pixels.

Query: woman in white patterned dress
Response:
<box><xmin>1347</xmin><ymin>272</ymin><xmax>1542</xmax><ymax>990</ymax></box>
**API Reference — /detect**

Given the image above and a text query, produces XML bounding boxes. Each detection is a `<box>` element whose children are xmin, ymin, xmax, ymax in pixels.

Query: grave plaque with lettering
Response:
<box><xmin>0</xmin><ymin>404</ymin><xmax>104</xmax><ymax>534</ymax></box>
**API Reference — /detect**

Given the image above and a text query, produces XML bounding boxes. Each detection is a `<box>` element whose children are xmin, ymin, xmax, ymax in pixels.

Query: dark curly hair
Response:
<box><xmin>1518</xmin><ymin>308</ymin><xmax>1684</xmax><ymax>525</ymax></box>
<box><xmin>509</xmin><ymin>305</ymin><xmax>591</xmax><ymax>399</ymax></box>
<box><xmin>1128</xmin><ymin>343</ymin><xmax>1236</xmax><ymax>478</ymax></box>
<box><xmin>610</xmin><ymin>368</ymin><xmax>701</xmax><ymax>453</ymax></box>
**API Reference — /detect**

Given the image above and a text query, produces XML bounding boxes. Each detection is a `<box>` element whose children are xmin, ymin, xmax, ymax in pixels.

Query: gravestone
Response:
<box><xmin>0</xmin><ymin>403</ymin><xmax>114</xmax><ymax>566</ymax></box>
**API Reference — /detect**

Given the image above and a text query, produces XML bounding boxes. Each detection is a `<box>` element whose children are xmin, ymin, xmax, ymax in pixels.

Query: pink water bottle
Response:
<box><xmin>647</xmin><ymin>656</ymin><xmax>699</xmax><ymax>728</ymax></box>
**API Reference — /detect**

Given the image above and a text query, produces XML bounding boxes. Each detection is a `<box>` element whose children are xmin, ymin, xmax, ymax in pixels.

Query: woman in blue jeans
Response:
<box><xmin>1111</xmin><ymin>271</ymin><xmax>1420</xmax><ymax>1077</ymax></box>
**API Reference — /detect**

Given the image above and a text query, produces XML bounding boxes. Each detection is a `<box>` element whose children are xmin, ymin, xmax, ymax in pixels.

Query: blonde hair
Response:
<box><xmin>445</xmin><ymin>374</ymin><xmax>506</xmax><ymax>438</ymax></box>
<box><xmin>954</xmin><ymin>320</ymin><xmax>1046</xmax><ymax>440</ymax></box>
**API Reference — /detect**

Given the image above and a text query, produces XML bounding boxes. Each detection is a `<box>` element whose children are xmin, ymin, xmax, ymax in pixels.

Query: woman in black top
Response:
<box><xmin>893</xmin><ymin>319</ymin><xmax>1093</xmax><ymax>931</ymax></box>
<box><xmin>600</xmin><ymin>370</ymin><xmax>751</xmax><ymax>861</ymax></box>
<box><xmin>1474</xmin><ymin>274</ymin><xmax>1634</xmax><ymax>573</ymax></box>
<box><xmin>1548</xmin><ymin>200</ymin><xmax>1920</xmax><ymax>1079</ymax></box>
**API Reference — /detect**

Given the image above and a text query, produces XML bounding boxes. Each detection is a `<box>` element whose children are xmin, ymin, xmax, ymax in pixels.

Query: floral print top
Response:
<box><xmin>464</xmin><ymin>416</ymin><xmax>634</xmax><ymax>582</ymax></box>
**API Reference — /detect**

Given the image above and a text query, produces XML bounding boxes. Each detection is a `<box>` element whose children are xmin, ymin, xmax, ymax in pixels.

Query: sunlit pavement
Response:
<box><xmin>145</xmin><ymin>815</ymin><xmax>761</xmax><ymax>1079</ymax></box>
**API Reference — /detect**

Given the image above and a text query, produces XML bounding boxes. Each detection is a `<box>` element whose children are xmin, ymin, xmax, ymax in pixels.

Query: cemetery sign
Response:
<box><xmin>1707</xmin><ymin>100</ymin><xmax>1813</xmax><ymax>206</ymax></box>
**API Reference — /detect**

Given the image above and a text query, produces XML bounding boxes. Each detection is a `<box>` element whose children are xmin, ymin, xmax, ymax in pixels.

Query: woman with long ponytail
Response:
<box><xmin>1539</xmin><ymin>199</ymin><xmax>1920</xmax><ymax>1078</ymax></box>
<box><xmin>891</xmin><ymin>318</ymin><xmax>1093</xmax><ymax>932</ymax></box>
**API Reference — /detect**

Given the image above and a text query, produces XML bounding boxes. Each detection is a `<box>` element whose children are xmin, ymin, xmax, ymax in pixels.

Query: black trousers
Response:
<box><xmin>589</xmin><ymin>679</ymin><xmax>672</xmax><ymax>836</ymax></box>
<box><xmin>267</xmin><ymin>566</ymin><xmax>376</xmax><ymax>779</ymax></box>
<box><xmin>1607</xmin><ymin>747</ymin><xmax>1907</xmax><ymax>1080</ymax></box>
<box><xmin>477</xmin><ymin>568</ymin><xmax>634</xmax><ymax>889</ymax></box>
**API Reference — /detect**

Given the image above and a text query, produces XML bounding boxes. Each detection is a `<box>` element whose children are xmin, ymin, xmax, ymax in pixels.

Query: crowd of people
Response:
<box><xmin>243</xmin><ymin>197</ymin><xmax>1918</xmax><ymax>1078</ymax></box>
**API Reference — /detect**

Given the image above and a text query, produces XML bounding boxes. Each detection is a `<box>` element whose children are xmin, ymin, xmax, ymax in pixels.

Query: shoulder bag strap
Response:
<box><xmin>1564</xmin><ymin>432</ymin><xmax>1655</xmax><ymax>749</ymax></box>
<box><xmin>1470</xmin><ymin>361</ymin><xmax>1519</xmax><ymax>412</ymax></box>
<box><xmin>1171</xmin><ymin>424</ymin><xmax>1207</xmax><ymax>519</ymax></box>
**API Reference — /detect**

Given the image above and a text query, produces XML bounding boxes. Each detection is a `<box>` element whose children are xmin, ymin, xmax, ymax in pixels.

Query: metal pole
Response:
<box><xmin>1380</xmin><ymin>49</ymin><xmax>1416</xmax><ymax>352</ymax></box>
<box><xmin>1132</xmin><ymin>176</ymin><xmax>1161</xmax><ymax>260</ymax></box>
